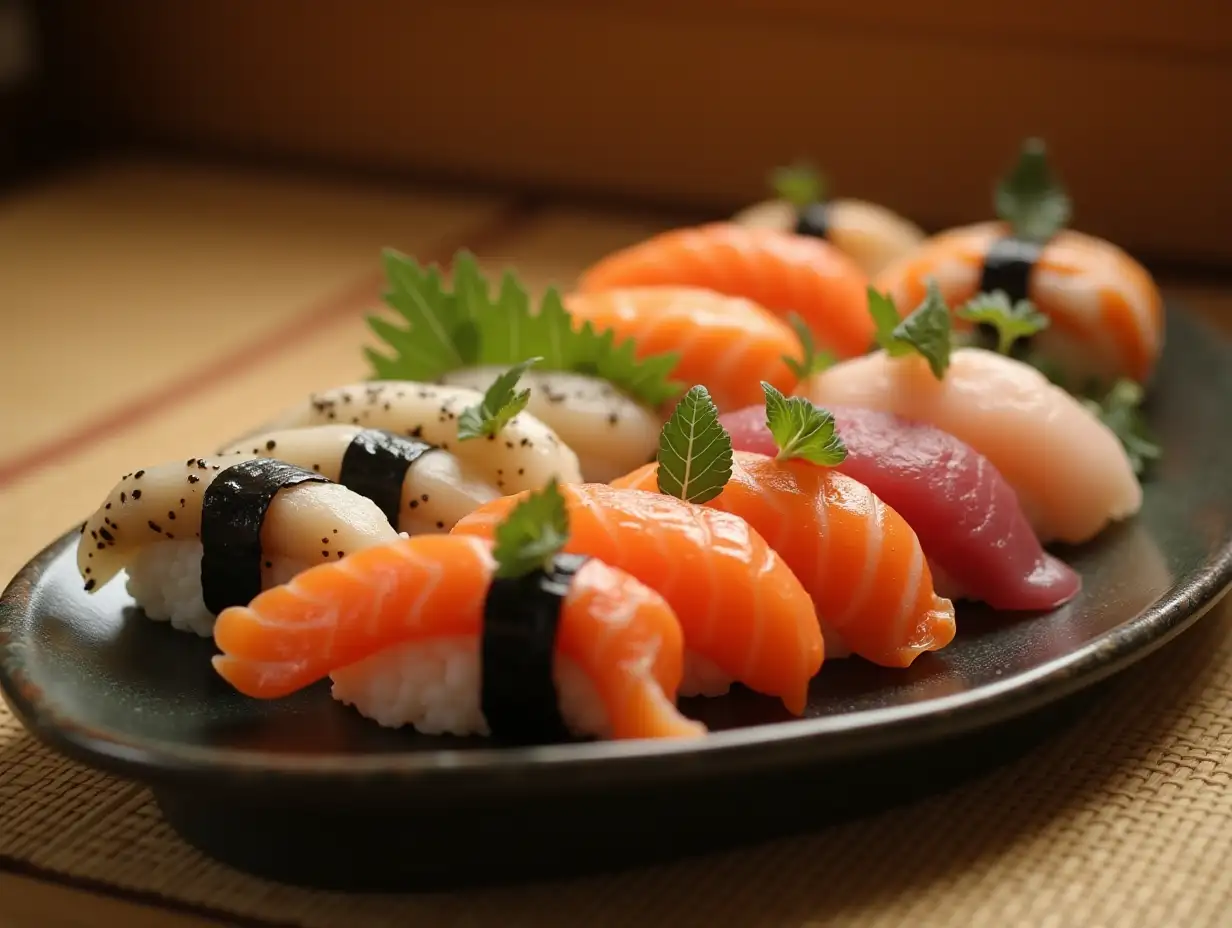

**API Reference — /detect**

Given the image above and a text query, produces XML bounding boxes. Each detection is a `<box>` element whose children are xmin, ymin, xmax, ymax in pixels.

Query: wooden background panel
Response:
<box><xmin>33</xmin><ymin>1</ymin><xmax>1232</xmax><ymax>266</ymax></box>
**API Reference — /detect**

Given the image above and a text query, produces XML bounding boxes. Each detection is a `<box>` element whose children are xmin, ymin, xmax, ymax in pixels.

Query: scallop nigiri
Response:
<box><xmin>563</xmin><ymin>286</ymin><xmax>801</xmax><ymax>411</ymax></box>
<box><xmin>77</xmin><ymin>457</ymin><xmax>399</xmax><ymax>636</ymax></box>
<box><xmin>576</xmin><ymin>223</ymin><xmax>873</xmax><ymax>359</ymax></box>
<box><xmin>213</xmin><ymin>482</ymin><xmax>706</xmax><ymax>742</ymax></box>
<box><xmin>733</xmin><ymin>162</ymin><xmax>926</xmax><ymax>278</ymax></box>
<box><xmin>261</xmin><ymin>380</ymin><xmax>583</xmax><ymax>493</ymax></box>
<box><xmin>216</xmin><ymin>424</ymin><xmax>501</xmax><ymax>535</ymax></box>
<box><xmin>451</xmin><ymin>482</ymin><xmax>822</xmax><ymax>715</ymax></box>
<box><xmin>611</xmin><ymin>386</ymin><xmax>956</xmax><ymax>667</ymax></box>
<box><xmin>873</xmin><ymin>138</ymin><xmax>1164</xmax><ymax>387</ymax></box>
<box><xmin>361</xmin><ymin>249</ymin><xmax>681</xmax><ymax>483</ymax></box>
<box><xmin>719</xmin><ymin>402</ymin><xmax>1082</xmax><ymax>611</ymax></box>
<box><xmin>798</xmin><ymin>286</ymin><xmax>1142</xmax><ymax>545</ymax></box>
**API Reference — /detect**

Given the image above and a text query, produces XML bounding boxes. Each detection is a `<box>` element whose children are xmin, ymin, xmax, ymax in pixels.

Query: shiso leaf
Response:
<box><xmin>956</xmin><ymin>290</ymin><xmax>1051</xmax><ymax>355</ymax></box>
<box><xmin>491</xmin><ymin>478</ymin><xmax>571</xmax><ymax>579</ymax></box>
<box><xmin>994</xmin><ymin>138</ymin><xmax>1072</xmax><ymax>244</ymax></box>
<box><xmin>770</xmin><ymin>161</ymin><xmax>828</xmax><ymax>207</ymax></box>
<box><xmin>457</xmin><ymin>356</ymin><xmax>542</xmax><ymax>441</ymax></box>
<box><xmin>1081</xmin><ymin>378</ymin><xmax>1161</xmax><ymax>477</ymax></box>
<box><xmin>870</xmin><ymin>281</ymin><xmax>954</xmax><ymax>380</ymax></box>
<box><xmin>782</xmin><ymin>311</ymin><xmax>836</xmax><ymax>379</ymax></box>
<box><xmin>762</xmin><ymin>382</ymin><xmax>847</xmax><ymax>466</ymax></box>
<box><xmin>365</xmin><ymin>249</ymin><xmax>684</xmax><ymax>407</ymax></box>
<box><xmin>655</xmin><ymin>385</ymin><xmax>734</xmax><ymax>506</ymax></box>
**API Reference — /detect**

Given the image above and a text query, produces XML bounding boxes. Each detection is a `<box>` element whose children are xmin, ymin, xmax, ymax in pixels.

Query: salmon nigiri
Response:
<box><xmin>797</xmin><ymin>283</ymin><xmax>1142</xmax><ymax>545</ymax></box>
<box><xmin>873</xmin><ymin>138</ymin><xmax>1164</xmax><ymax>387</ymax></box>
<box><xmin>720</xmin><ymin>403</ymin><xmax>1082</xmax><ymax>612</ymax></box>
<box><xmin>563</xmin><ymin>286</ymin><xmax>802</xmax><ymax>411</ymax></box>
<box><xmin>451</xmin><ymin>482</ymin><xmax>822</xmax><ymax>715</ymax></box>
<box><xmin>611</xmin><ymin>385</ymin><xmax>956</xmax><ymax>667</ymax></box>
<box><xmin>213</xmin><ymin>481</ymin><xmax>706</xmax><ymax>743</ymax></box>
<box><xmin>576</xmin><ymin>223</ymin><xmax>874</xmax><ymax>359</ymax></box>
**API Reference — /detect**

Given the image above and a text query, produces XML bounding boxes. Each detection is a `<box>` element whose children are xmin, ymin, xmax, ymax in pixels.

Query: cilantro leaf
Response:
<box><xmin>365</xmin><ymin>250</ymin><xmax>684</xmax><ymax>407</ymax></box>
<box><xmin>770</xmin><ymin>161</ymin><xmax>828</xmax><ymax>207</ymax></box>
<box><xmin>1081</xmin><ymin>379</ymin><xmax>1161</xmax><ymax>477</ymax></box>
<box><xmin>761</xmin><ymin>382</ymin><xmax>847</xmax><ymax>466</ymax></box>
<box><xmin>957</xmin><ymin>290</ymin><xmax>1051</xmax><ymax>355</ymax></box>
<box><xmin>994</xmin><ymin>138</ymin><xmax>1072</xmax><ymax>244</ymax></box>
<box><xmin>782</xmin><ymin>312</ymin><xmax>836</xmax><ymax>379</ymax></box>
<box><xmin>491</xmin><ymin>478</ymin><xmax>571</xmax><ymax>578</ymax></box>
<box><xmin>457</xmin><ymin>356</ymin><xmax>541</xmax><ymax>441</ymax></box>
<box><xmin>869</xmin><ymin>281</ymin><xmax>954</xmax><ymax>379</ymax></box>
<box><xmin>655</xmin><ymin>385</ymin><xmax>733</xmax><ymax>505</ymax></box>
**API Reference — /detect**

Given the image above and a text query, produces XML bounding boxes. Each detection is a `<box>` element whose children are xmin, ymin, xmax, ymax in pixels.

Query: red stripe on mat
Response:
<box><xmin>0</xmin><ymin>200</ymin><xmax>541</xmax><ymax>490</ymax></box>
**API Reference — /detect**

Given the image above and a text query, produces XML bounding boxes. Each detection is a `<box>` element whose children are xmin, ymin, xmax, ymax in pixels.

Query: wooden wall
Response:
<box><xmin>32</xmin><ymin>0</ymin><xmax>1232</xmax><ymax>265</ymax></box>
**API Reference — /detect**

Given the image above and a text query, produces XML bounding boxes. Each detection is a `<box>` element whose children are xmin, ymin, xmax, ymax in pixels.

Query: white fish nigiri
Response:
<box><xmin>77</xmin><ymin>457</ymin><xmax>399</xmax><ymax>636</ymax></box>
<box><xmin>437</xmin><ymin>366</ymin><xmax>661</xmax><ymax>484</ymax></box>
<box><xmin>733</xmin><ymin>197</ymin><xmax>927</xmax><ymax>279</ymax></box>
<box><xmin>216</xmin><ymin>424</ymin><xmax>502</xmax><ymax>534</ymax></box>
<box><xmin>797</xmin><ymin>347</ymin><xmax>1142</xmax><ymax>545</ymax></box>
<box><xmin>262</xmin><ymin>381</ymin><xmax>583</xmax><ymax>492</ymax></box>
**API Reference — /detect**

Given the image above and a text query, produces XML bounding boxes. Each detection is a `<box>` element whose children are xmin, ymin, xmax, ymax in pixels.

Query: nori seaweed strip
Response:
<box><xmin>794</xmin><ymin>201</ymin><xmax>831</xmax><ymax>240</ymax></box>
<box><xmin>979</xmin><ymin>236</ymin><xmax>1043</xmax><ymax>305</ymax></box>
<box><xmin>481</xmin><ymin>552</ymin><xmax>591</xmax><ymax>744</ymax></box>
<box><xmin>338</xmin><ymin>429</ymin><xmax>434</xmax><ymax>528</ymax></box>
<box><xmin>200</xmin><ymin>459</ymin><xmax>329</xmax><ymax>615</ymax></box>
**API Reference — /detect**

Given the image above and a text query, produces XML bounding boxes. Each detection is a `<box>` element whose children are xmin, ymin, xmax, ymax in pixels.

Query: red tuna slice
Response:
<box><xmin>719</xmin><ymin>404</ymin><xmax>1081</xmax><ymax>612</ymax></box>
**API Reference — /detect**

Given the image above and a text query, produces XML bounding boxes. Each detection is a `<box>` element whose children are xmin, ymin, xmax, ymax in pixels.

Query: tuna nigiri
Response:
<box><xmin>719</xmin><ymin>403</ymin><xmax>1082</xmax><ymax>611</ymax></box>
<box><xmin>216</xmin><ymin>424</ymin><xmax>501</xmax><ymax>535</ymax></box>
<box><xmin>873</xmin><ymin>138</ymin><xmax>1164</xmax><ymax>387</ymax></box>
<box><xmin>213</xmin><ymin>481</ymin><xmax>706</xmax><ymax>742</ymax></box>
<box><xmin>611</xmin><ymin>385</ymin><xmax>956</xmax><ymax>667</ymax></box>
<box><xmin>563</xmin><ymin>286</ymin><xmax>801</xmax><ymax>411</ymax></box>
<box><xmin>798</xmin><ymin>285</ymin><xmax>1142</xmax><ymax>545</ymax></box>
<box><xmin>576</xmin><ymin>223</ymin><xmax>874</xmax><ymax>359</ymax></box>
<box><xmin>362</xmin><ymin>249</ymin><xmax>681</xmax><ymax>484</ymax></box>
<box><xmin>262</xmin><ymin>380</ymin><xmax>583</xmax><ymax>493</ymax></box>
<box><xmin>78</xmin><ymin>457</ymin><xmax>399</xmax><ymax>636</ymax></box>
<box><xmin>451</xmin><ymin>483</ymin><xmax>822</xmax><ymax>715</ymax></box>
<box><xmin>733</xmin><ymin>162</ymin><xmax>927</xmax><ymax>278</ymax></box>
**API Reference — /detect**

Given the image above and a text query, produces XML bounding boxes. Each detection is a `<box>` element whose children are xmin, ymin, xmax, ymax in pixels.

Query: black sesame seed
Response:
<box><xmin>91</xmin><ymin>530</ymin><xmax>98</xmax><ymax>540</ymax></box>
<box><xmin>520</xmin><ymin>438</ymin><xmax>530</xmax><ymax>447</ymax></box>
<box><xmin>120</xmin><ymin>492</ymin><xmax>126</xmax><ymax>503</ymax></box>
<box><xmin>435</xmin><ymin>521</ymin><xmax>444</xmax><ymax>529</ymax></box>
<box><xmin>179</xmin><ymin>498</ymin><xmax>186</xmax><ymax>507</ymax></box>
<box><xmin>506</xmin><ymin>441</ymin><xmax>514</xmax><ymax>449</ymax></box>
<box><xmin>98</xmin><ymin>528</ymin><xmax>114</xmax><ymax>543</ymax></box>
<box><xmin>264</xmin><ymin>561</ymin><xmax>272</xmax><ymax>569</ymax></box>
<box><xmin>321</xmin><ymin>537</ymin><xmax>329</xmax><ymax>545</ymax></box>
<box><xmin>410</xmin><ymin>426</ymin><xmax>423</xmax><ymax>438</ymax></box>
<box><xmin>134</xmin><ymin>469</ymin><xmax>145</xmax><ymax>478</ymax></box>
<box><xmin>131</xmin><ymin>489</ymin><xmax>142</xmax><ymax>500</ymax></box>
<box><xmin>312</xmin><ymin>464</ymin><xmax>321</xmax><ymax>472</ymax></box>
<box><xmin>168</xmin><ymin>511</ymin><xmax>176</xmax><ymax>520</ymax></box>
<box><xmin>84</xmin><ymin>567</ymin><xmax>91</xmax><ymax>574</ymax></box>
<box><xmin>332</xmin><ymin>529</ymin><xmax>338</xmax><ymax>534</ymax></box>
<box><xmin>608</xmin><ymin>412</ymin><xmax>619</xmax><ymax>425</ymax></box>
<box><xmin>96</xmin><ymin>542</ymin><xmax>105</xmax><ymax>551</ymax></box>
<box><xmin>518</xmin><ymin>467</ymin><xmax>525</xmax><ymax>476</ymax></box>
<box><xmin>187</xmin><ymin>475</ymin><xmax>200</xmax><ymax>484</ymax></box>
<box><xmin>84</xmin><ymin>579</ymin><xmax>96</xmax><ymax>592</ymax></box>
<box><xmin>105</xmin><ymin>502</ymin><xmax>111</xmax><ymax>510</ymax></box>
<box><xmin>148</xmin><ymin>521</ymin><xmax>162</xmax><ymax>533</ymax></box>
<box><xmin>336</xmin><ymin>550</ymin><xmax>345</xmax><ymax>558</ymax></box>
<box><xmin>165</xmin><ymin>532</ymin><xmax>175</xmax><ymax>539</ymax></box>
<box><xmin>409</xmin><ymin>500</ymin><xmax>419</xmax><ymax>509</ymax></box>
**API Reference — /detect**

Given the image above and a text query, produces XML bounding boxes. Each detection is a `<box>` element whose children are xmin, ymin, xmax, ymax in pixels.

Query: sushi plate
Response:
<box><xmin>2</xmin><ymin>303</ymin><xmax>1231</xmax><ymax>892</ymax></box>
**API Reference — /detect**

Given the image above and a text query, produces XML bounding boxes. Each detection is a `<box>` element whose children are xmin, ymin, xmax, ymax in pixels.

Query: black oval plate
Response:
<box><xmin>2</xmin><ymin>305</ymin><xmax>1231</xmax><ymax>891</ymax></box>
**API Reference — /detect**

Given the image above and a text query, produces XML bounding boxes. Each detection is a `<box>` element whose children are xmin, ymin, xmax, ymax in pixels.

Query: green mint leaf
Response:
<box><xmin>782</xmin><ymin>311</ymin><xmax>836</xmax><ymax>379</ymax></box>
<box><xmin>870</xmin><ymin>281</ymin><xmax>953</xmax><ymax>379</ymax></box>
<box><xmin>994</xmin><ymin>138</ymin><xmax>1072</xmax><ymax>244</ymax></box>
<box><xmin>761</xmin><ymin>382</ymin><xmax>847</xmax><ymax>466</ymax></box>
<box><xmin>1081</xmin><ymin>379</ymin><xmax>1161</xmax><ymax>478</ymax></box>
<box><xmin>655</xmin><ymin>385</ymin><xmax>733</xmax><ymax>505</ymax></box>
<box><xmin>491</xmin><ymin>478</ymin><xmax>571</xmax><ymax>578</ymax></box>
<box><xmin>456</xmin><ymin>356</ymin><xmax>542</xmax><ymax>440</ymax></box>
<box><xmin>956</xmin><ymin>290</ymin><xmax>1051</xmax><ymax>355</ymax></box>
<box><xmin>365</xmin><ymin>249</ymin><xmax>683</xmax><ymax>408</ymax></box>
<box><xmin>770</xmin><ymin>161</ymin><xmax>828</xmax><ymax>207</ymax></box>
